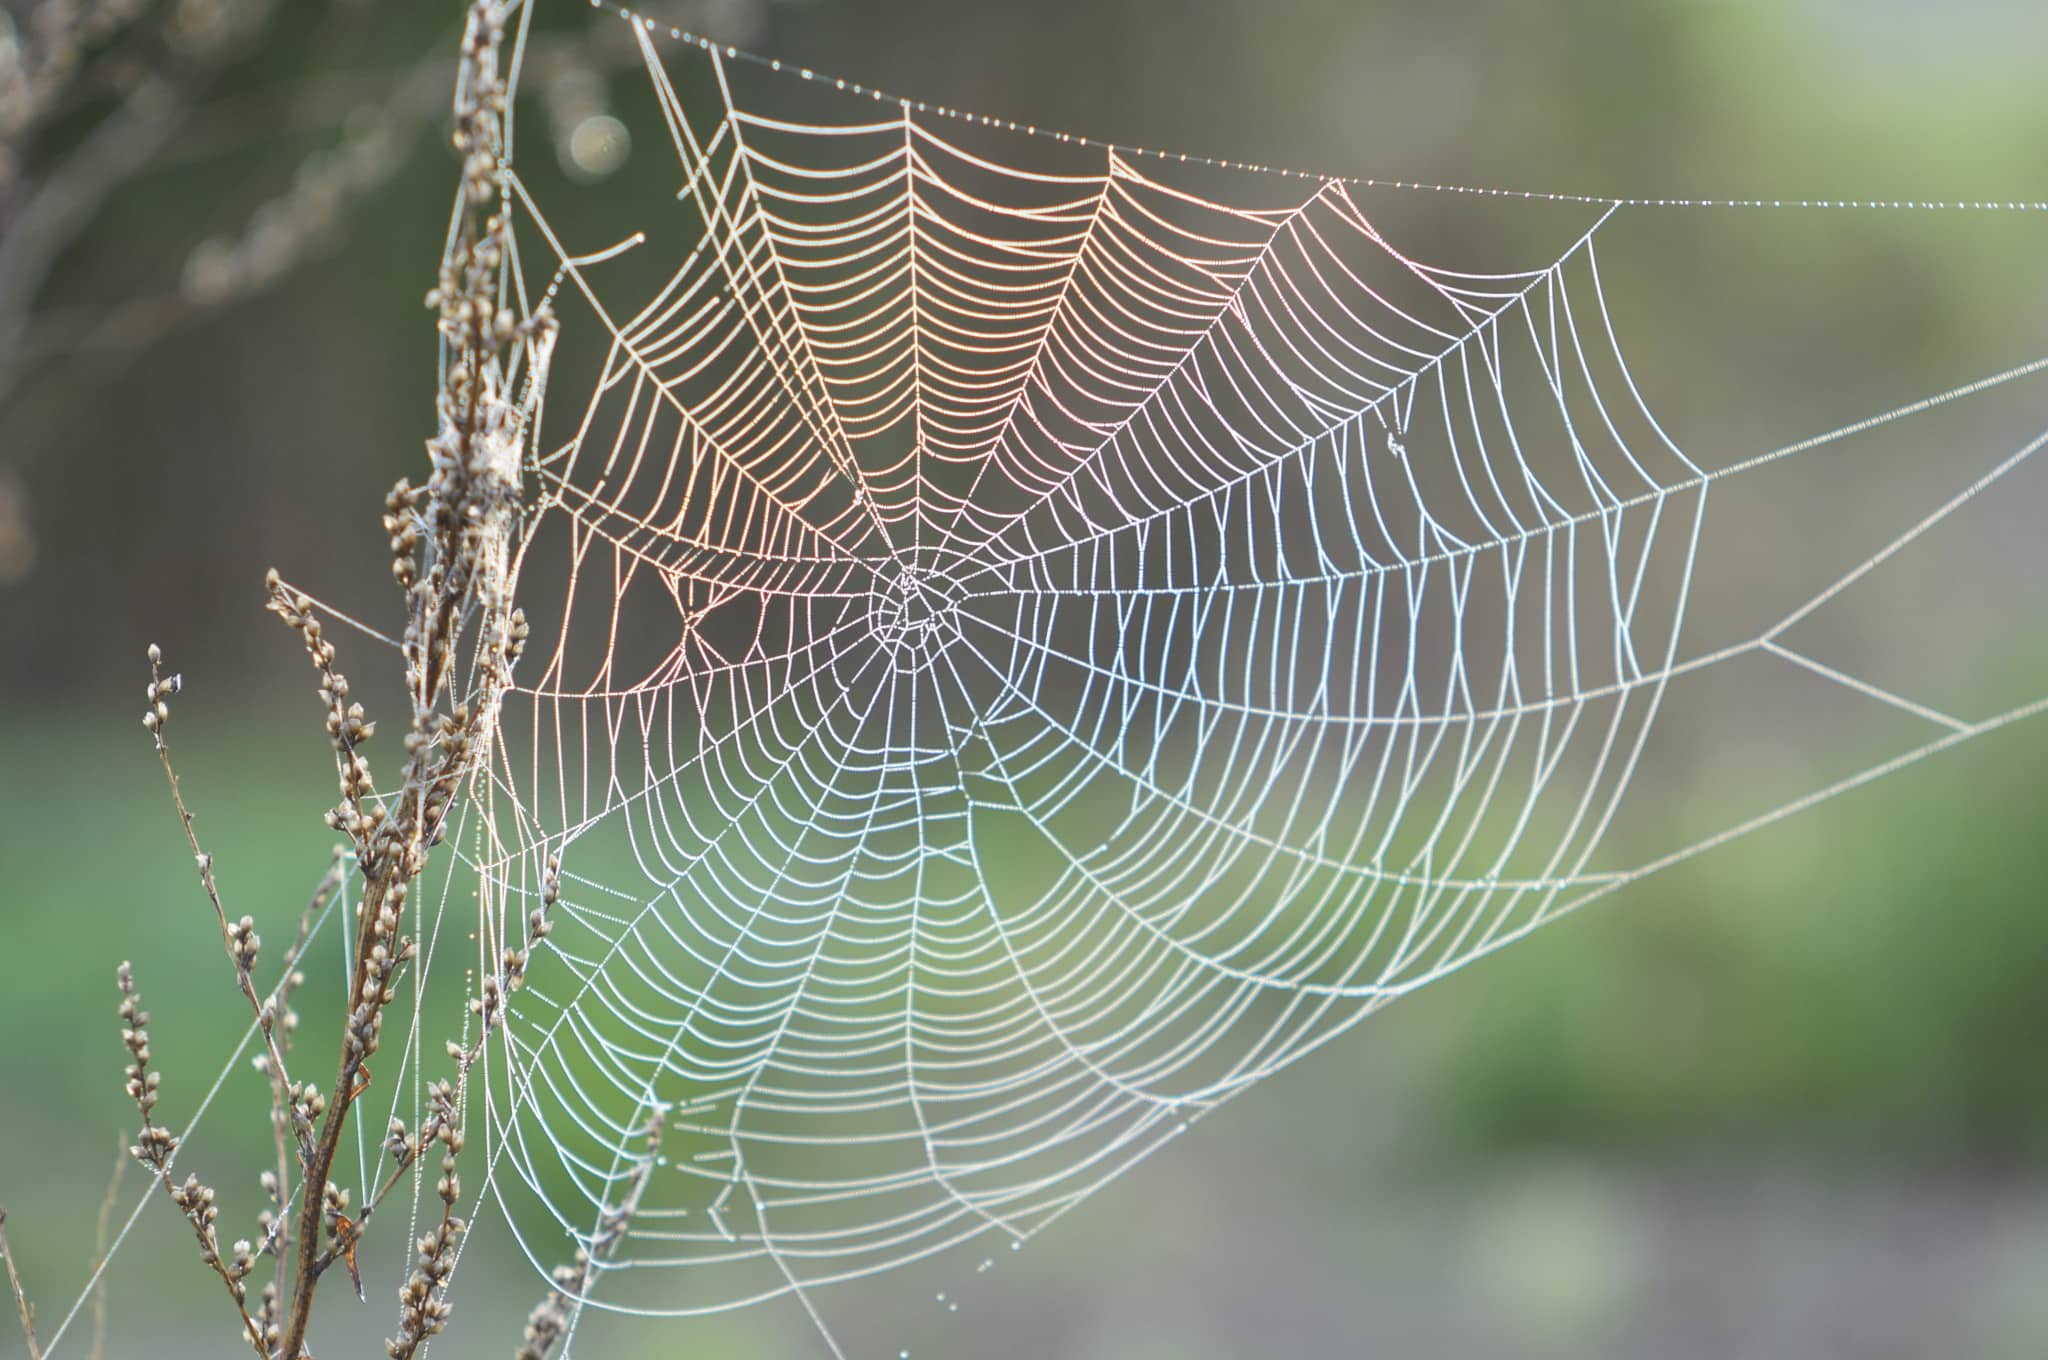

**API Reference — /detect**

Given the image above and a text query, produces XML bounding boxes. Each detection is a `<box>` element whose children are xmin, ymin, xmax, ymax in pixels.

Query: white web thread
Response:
<box><xmin>457</xmin><ymin>6</ymin><xmax>2048</xmax><ymax>1347</ymax></box>
<box><xmin>35</xmin><ymin>3</ymin><xmax>2048</xmax><ymax>1354</ymax></box>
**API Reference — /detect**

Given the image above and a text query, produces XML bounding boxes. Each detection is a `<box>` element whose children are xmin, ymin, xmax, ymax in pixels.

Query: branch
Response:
<box><xmin>0</xmin><ymin>0</ymin><xmax>282</xmax><ymax>405</ymax></box>
<box><xmin>311</xmin><ymin>1079</ymin><xmax>461</xmax><ymax>1280</ymax></box>
<box><xmin>516</xmin><ymin>1105</ymin><xmax>666</xmax><ymax>1360</ymax></box>
<box><xmin>0</xmin><ymin>1208</ymin><xmax>45</xmax><ymax>1360</ymax></box>
<box><xmin>142</xmin><ymin>645</ymin><xmax>315</xmax><ymax>1164</ymax></box>
<box><xmin>115</xmin><ymin>965</ymin><xmax>269</xmax><ymax>1358</ymax></box>
<box><xmin>259</xmin><ymin>853</ymin><xmax>345</xmax><ymax>1296</ymax></box>
<box><xmin>87</xmin><ymin>1137</ymin><xmax>128</xmax><ymax>1360</ymax></box>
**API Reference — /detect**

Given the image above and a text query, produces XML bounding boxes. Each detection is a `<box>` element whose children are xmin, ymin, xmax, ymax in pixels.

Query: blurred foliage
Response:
<box><xmin>1409</xmin><ymin>693</ymin><xmax>2048</xmax><ymax>1169</ymax></box>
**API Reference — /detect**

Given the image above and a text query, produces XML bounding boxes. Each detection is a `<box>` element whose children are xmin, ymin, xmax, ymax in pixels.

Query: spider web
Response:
<box><xmin>460</xmin><ymin>1</ymin><xmax>2048</xmax><ymax>1340</ymax></box>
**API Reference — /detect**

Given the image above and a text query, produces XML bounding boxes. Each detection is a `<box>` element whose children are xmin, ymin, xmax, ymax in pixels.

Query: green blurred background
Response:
<box><xmin>2</xmin><ymin>1</ymin><xmax>2046</xmax><ymax>1357</ymax></box>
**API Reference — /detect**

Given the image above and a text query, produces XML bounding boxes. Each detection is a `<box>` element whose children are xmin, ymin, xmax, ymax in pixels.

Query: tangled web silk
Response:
<box><xmin>460</xmin><ymin>1</ymin><xmax>2048</xmax><ymax>1331</ymax></box>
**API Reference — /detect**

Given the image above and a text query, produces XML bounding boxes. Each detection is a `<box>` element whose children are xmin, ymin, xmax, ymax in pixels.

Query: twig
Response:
<box><xmin>0</xmin><ymin>1208</ymin><xmax>46</xmax><ymax>1360</ymax></box>
<box><xmin>142</xmin><ymin>646</ymin><xmax>315</xmax><ymax>1166</ymax></box>
<box><xmin>312</xmin><ymin>1077</ymin><xmax>461</xmax><ymax>1280</ymax></box>
<box><xmin>115</xmin><ymin>965</ymin><xmax>270</xmax><ymax>1357</ymax></box>
<box><xmin>261</xmin><ymin>850</ymin><xmax>346</xmax><ymax>1288</ymax></box>
<box><xmin>516</xmin><ymin>1105</ymin><xmax>666</xmax><ymax>1360</ymax></box>
<box><xmin>87</xmin><ymin>1137</ymin><xmax>128</xmax><ymax>1360</ymax></box>
<box><xmin>272</xmin><ymin>864</ymin><xmax>397</xmax><ymax>1356</ymax></box>
<box><xmin>381</xmin><ymin>1081</ymin><xmax>467</xmax><ymax>1359</ymax></box>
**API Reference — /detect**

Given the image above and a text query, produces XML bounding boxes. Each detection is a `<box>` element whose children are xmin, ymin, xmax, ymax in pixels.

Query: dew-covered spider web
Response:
<box><xmin>442</xmin><ymin>0</ymin><xmax>2048</xmax><ymax>1345</ymax></box>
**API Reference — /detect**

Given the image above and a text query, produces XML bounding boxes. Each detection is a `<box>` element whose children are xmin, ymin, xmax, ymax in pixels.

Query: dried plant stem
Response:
<box><xmin>106</xmin><ymin>3</ymin><xmax>560</xmax><ymax>1355</ymax></box>
<box><xmin>313</xmin><ymin>1075</ymin><xmax>462</xmax><ymax>1284</ymax></box>
<box><xmin>276</xmin><ymin>874</ymin><xmax>395</xmax><ymax>1359</ymax></box>
<box><xmin>115</xmin><ymin>964</ymin><xmax>269</xmax><ymax>1357</ymax></box>
<box><xmin>0</xmin><ymin>1208</ymin><xmax>45</xmax><ymax>1360</ymax></box>
<box><xmin>143</xmin><ymin>1173</ymin><xmax>267</xmax><ymax>1357</ymax></box>
<box><xmin>242</xmin><ymin>851</ymin><xmax>344</xmax><ymax>1345</ymax></box>
<box><xmin>143</xmin><ymin>647</ymin><xmax>309</xmax><ymax>1165</ymax></box>
<box><xmin>517</xmin><ymin>1107</ymin><xmax>667</xmax><ymax>1360</ymax></box>
<box><xmin>88</xmin><ymin>1137</ymin><xmax>128</xmax><ymax>1360</ymax></box>
<box><xmin>3</xmin><ymin>1139</ymin><xmax>137</xmax><ymax>1360</ymax></box>
<box><xmin>273</xmin><ymin>2</ymin><xmax>542</xmax><ymax>1353</ymax></box>
<box><xmin>262</xmin><ymin>853</ymin><xmax>343</xmax><ymax>1302</ymax></box>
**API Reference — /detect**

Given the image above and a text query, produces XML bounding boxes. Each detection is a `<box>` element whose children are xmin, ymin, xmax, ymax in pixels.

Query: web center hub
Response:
<box><xmin>869</xmin><ymin>565</ymin><xmax>965</xmax><ymax>670</ymax></box>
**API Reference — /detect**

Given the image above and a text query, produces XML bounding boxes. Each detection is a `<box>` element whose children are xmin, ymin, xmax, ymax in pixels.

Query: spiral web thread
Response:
<box><xmin>451</xmin><ymin>2</ymin><xmax>2048</xmax><ymax>1337</ymax></box>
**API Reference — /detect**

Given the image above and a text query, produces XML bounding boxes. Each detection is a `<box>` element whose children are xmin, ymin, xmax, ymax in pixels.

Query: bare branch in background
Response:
<box><xmin>0</xmin><ymin>0</ymin><xmax>290</xmax><ymax>403</ymax></box>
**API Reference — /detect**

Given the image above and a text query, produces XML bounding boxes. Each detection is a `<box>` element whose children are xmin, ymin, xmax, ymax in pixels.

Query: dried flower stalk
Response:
<box><xmin>37</xmin><ymin>4</ymin><xmax>679</xmax><ymax>1357</ymax></box>
<box><xmin>116</xmin><ymin>963</ymin><xmax>270</xmax><ymax>1356</ymax></box>
<box><xmin>516</xmin><ymin>1105</ymin><xmax>667</xmax><ymax>1360</ymax></box>
<box><xmin>267</xmin><ymin>2</ymin><xmax>549</xmax><ymax>1355</ymax></box>
<box><xmin>144</xmin><ymin>645</ymin><xmax>316</xmax><ymax>1167</ymax></box>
